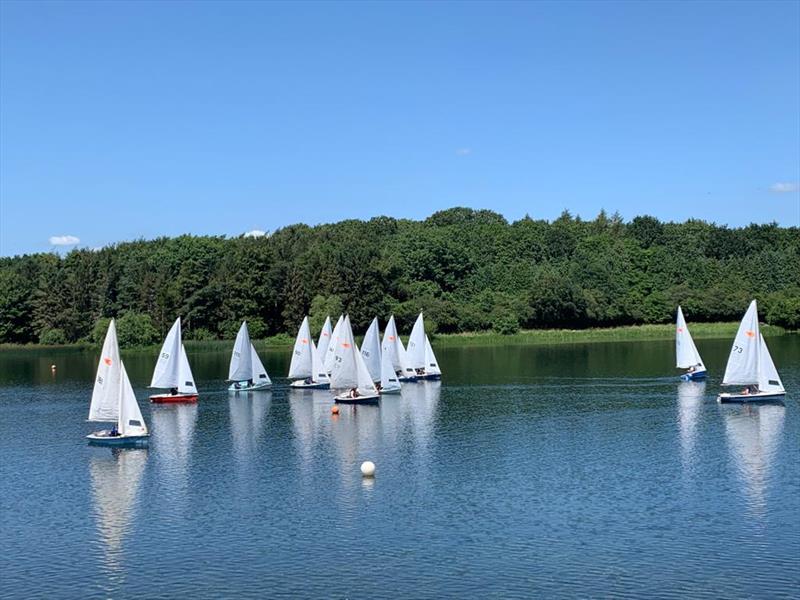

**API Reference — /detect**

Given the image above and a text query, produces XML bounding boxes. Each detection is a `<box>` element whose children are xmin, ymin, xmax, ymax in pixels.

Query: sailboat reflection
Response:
<box><xmin>150</xmin><ymin>404</ymin><xmax>197</xmax><ymax>499</ymax></box>
<box><xmin>89</xmin><ymin>448</ymin><xmax>148</xmax><ymax>575</ymax></box>
<box><xmin>677</xmin><ymin>380</ymin><xmax>705</xmax><ymax>466</ymax></box>
<box><xmin>289</xmin><ymin>389</ymin><xmax>330</xmax><ymax>469</ymax></box>
<box><xmin>723</xmin><ymin>402</ymin><xmax>785</xmax><ymax>516</ymax></box>
<box><xmin>229</xmin><ymin>392</ymin><xmax>271</xmax><ymax>462</ymax></box>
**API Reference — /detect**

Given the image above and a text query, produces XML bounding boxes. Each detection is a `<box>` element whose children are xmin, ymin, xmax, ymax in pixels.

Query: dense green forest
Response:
<box><xmin>1</xmin><ymin>208</ymin><xmax>799</xmax><ymax>345</ymax></box>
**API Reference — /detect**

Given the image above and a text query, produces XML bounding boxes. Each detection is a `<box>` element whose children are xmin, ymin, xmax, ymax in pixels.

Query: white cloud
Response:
<box><xmin>769</xmin><ymin>182</ymin><xmax>799</xmax><ymax>193</ymax></box>
<box><xmin>49</xmin><ymin>235</ymin><xmax>80</xmax><ymax>246</ymax></box>
<box><xmin>243</xmin><ymin>229</ymin><xmax>267</xmax><ymax>238</ymax></box>
<box><xmin>456</xmin><ymin>147</ymin><xmax>472</xmax><ymax>156</ymax></box>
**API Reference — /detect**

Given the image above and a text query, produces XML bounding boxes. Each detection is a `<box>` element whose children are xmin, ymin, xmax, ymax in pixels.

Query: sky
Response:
<box><xmin>1</xmin><ymin>0</ymin><xmax>798</xmax><ymax>256</ymax></box>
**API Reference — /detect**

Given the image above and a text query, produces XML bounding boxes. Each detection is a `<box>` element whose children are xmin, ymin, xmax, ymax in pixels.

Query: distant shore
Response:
<box><xmin>0</xmin><ymin>322</ymin><xmax>790</xmax><ymax>352</ymax></box>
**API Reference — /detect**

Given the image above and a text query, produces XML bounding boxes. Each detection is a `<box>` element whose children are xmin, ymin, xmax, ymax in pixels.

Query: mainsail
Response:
<box><xmin>330</xmin><ymin>316</ymin><xmax>358</xmax><ymax>389</ymax></box>
<box><xmin>361</xmin><ymin>317</ymin><xmax>382</xmax><ymax>382</ymax></box>
<box><xmin>324</xmin><ymin>315</ymin><xmax>344</xmax><ymax>374</ymax></box>
<box><xmin>150</xmin><ymin>317</ymin><xmax>182</xmax><ymax>388</ymax></box>
<box><xmin>288</xmin><ymin>317</ymin><xmax>313</xmax><ymax>379</ymax></box>
<box><xmin>317</xmin><ymin>316</ymin><xmax>333</xmax><ymax>359</ymax></box>
<box><xmin>722</xmin><ymin>301</ymin><xmax>761</xmax><ymax>385</ymax></box>
<box><xmin>89</xmin><ymin>319</ymin><xmax>122</xmax><ymax>422</ymax></box>
<box><xmin>675</xmin><ymin>306</ymin><xmax>704</xmax><ymax>369</ymax></box>
<box><xmin>382</xmin><ymin>315</ymin><xmax>401</xmax><ymax>371</ymax></box>
<box><xmin>406</xmin><ymin>313</ymin><xmax>426</xmax><ymax>369</ymax></box>
<box><xmin>228</xmin><ymin>322</ymin><xmax>253</xmax><ymax>381</ymax></box>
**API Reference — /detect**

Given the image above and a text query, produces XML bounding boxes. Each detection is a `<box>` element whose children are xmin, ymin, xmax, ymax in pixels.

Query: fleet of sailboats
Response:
<box><xmin>149</xmin><ymin>317</ymin><xmax>199</xmax><ymax>403</ymax></box>
<box><xmin>83</xmin><ymin>300</ymin><xmax>790</xmax><ymax>448</ymax></box>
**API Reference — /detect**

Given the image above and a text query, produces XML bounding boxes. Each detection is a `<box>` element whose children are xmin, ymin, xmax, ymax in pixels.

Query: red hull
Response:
<box><xmin>150</xmin><ymin>393</ymin><xmax>198</xmax><ymax>404</ymax></box>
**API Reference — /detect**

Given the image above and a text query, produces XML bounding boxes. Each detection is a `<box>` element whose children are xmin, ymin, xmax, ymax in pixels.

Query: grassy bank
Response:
<box><xmin>0</xmin><ymin>322</ymin><xmax>791</xmax><ymax>352</ymax></box>
<box><xmin>432</xmin><ymin>322</ymin><xmax>788</xmax><ymax>347</ymax></box>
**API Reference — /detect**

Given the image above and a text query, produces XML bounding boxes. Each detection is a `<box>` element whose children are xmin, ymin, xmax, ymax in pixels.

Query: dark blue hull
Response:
<box><xmin>680</xmin><ymin>370</ymin><xmax>707</xmax><ymax>381</ymax></box>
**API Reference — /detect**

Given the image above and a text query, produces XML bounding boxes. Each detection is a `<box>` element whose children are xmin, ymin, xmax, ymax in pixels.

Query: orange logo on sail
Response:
<box><xmin>342</xmin><ymin>342</ymin><xmax>351</xmax><ymax>348</ymax></box>
<box><xmin>302</xmin><ymin>338</ymin><xmax>308</xmax><ymax>344</ymax></box>
<box><xmin>388</xmin><ymin>336</ymin><xmax>395</xmax><ymax>341</ymax></box>
<box><xmin>103</xmin><ymin>358</ymin><xmax>112</xmax><ymax>366</ymax></box>
<box><xmin>745</xmin><ymin>330</ymin><xmax>755</xmax><ymax>338</ymax></box>
<box><xmin>677</xmin><ymin>327</ymin><xmax>683</xmax><ymax>333</ymax></box>
<box><xmin>322</xmin><ymin>333</ymin><xmax>329</xmax><ymax>337</ymax></box>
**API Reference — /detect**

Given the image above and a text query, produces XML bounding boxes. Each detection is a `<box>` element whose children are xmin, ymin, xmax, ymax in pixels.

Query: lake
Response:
<box><xmin>1</xmin><ymin>337</ymin><xmax>798</xmax><ymax>599</ymax></box>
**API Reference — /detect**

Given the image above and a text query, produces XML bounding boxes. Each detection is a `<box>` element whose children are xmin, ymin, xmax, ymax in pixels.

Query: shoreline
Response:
<box><xmin>0</xmin><ymin>322</ymin><xmax>790</xmax><ymax>352</ymax></box>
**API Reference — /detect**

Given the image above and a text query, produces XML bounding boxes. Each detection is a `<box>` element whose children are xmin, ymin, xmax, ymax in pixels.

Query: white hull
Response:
<box><xmin>228</xmin><ymin>381</ymin><xmax>272</xmax><ymax>392</ymax></box>
<box><xmin>290</xmin><ymin>380</ymin><xmax>330</xmax><ymax>389</ymax></box>
<box><xmin>86</xmin><ymin>430</ymin><xmax>149</xmax><ymax>445</ymax></box>
<box><xmin>379</xmin><ymin>386</ymin><xmax>402</xmax><ymax>395</ymax></box>
<box><xmin>334</xmin><ymin>392</ymin><xmax>380</xmax><ymax>404</ymax></box>
<box><xmin>717</xmin><ymin>391</ymin><xmax>786</xmax><ymax>403</ymax></box>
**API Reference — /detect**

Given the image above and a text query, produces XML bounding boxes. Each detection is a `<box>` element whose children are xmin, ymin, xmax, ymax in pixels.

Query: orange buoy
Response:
<box><xmin>331</xmin><ymin>405</ymin><xmax>339</xmax><ymax>415</ymax></box>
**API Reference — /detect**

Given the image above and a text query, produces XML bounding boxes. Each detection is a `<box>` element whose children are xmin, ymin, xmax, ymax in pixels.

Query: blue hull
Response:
<box><xmin>228</xmin><ymin>382</ymin><xmax>272</xmax><ymax>392</ymax></box>
<box><xmin>680</xmin><ymin>371</ymin><xmax>707</xmax><ymax>381</ymax></box>
<box><xmin>335</xmin><ymin>395</ymin><xmax>380</xmax><ymax>405</ymax></box>
<box><xmin>87</xmin><ymin>435</ymin><xmax>149</xmax><ymax>448</ymax></box>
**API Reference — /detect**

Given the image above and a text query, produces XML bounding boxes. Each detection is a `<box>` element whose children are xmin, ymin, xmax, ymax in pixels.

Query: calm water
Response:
<box><xmin>1</xmin><ymin>337</ymin><xmax>798</xmax><ymax>599</ymax></box>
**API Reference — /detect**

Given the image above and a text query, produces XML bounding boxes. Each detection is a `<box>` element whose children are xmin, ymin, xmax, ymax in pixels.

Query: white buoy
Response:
<box><xmin>360</xmin><ymin>461</ymin><xmax>376</xmax><ymax>477</ymax></box>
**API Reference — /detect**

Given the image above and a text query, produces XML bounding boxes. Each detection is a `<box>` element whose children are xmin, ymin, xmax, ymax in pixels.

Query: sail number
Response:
<box><xmin>732</xmin><ymin>345</ymin><xmax>744</xmax><ymax>354</ymax></box>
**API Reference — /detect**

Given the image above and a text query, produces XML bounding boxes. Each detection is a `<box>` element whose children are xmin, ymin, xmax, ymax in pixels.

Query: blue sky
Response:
<box><xmin>1</xmin><ymin>0</ymin><xmax>798</xmax><ymax>256</ymax></box>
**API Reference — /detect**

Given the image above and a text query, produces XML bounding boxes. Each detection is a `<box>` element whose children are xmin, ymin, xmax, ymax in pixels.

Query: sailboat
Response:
<box><xmin>149</xmin><ymin>317</ymin><xmax>199</xmax><ymax>403</ymax></box>
<box><xmin>382</xmin><ymin>315</ymin><xmax>417</xmax><ymax>382</ymax></box>
<box><xmin>718</xmin><ymin>300</ymin><xmax>786</xmax><ymax>403</ymax></box>
<box><xmin>323</xmin><ymin>314</ymin><xmax>344</xmax><ymax>374</ymax></box>
<box><xmin>289</xmin><ymin>316</ymin><xmax>331</xmax><ymax>389</ymax></box>
<box><xmin>675</xmin><ymin>306</ymin><xmax>707</xmax><ymax>381</ymax></box>
<box><xmin>379</xmin><ymin>347</ymin><xmax>402</xmax><ymax>394</ymax></box>
<box><xmin>360</xmin><ymin>316</ymin><xmax>382</xmax><ymax>382</ymax></box>
<box><xmin>423</xmin><ymin>335</ymin><xmax>442</xmax><ymax>380</ymax></box>
<box><xmin>317</xmin><ymin>316</ymin><xmax>333</xmax><ymax>359</ymax></box>
<box><xmin>87</xmin><ymin>319</ymin><xmax>150</xmax><ymax>446</ymax></box>
<box><xmin>228</xmin><ymin>321</ymin><xmax>272</xmax><ymax>391</ymax></box>
<box><xmin>330</xmin><ymin>315</ymin><xmax>380</xmax><ymax>404</ymax></box>
<box><xmin>407</xmin><ymin>312</ymin><xmax>427</xmax><ymax>376</ymax></box>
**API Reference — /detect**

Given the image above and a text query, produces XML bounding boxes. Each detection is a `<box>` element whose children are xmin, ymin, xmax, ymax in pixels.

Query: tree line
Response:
<box><xmin>1</xmin><ymin>208</ymin><xmax>798</xmax><ymax>346</ymax></box>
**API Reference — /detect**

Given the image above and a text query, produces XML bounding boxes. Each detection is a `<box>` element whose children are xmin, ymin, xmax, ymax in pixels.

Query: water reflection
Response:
<box><xmin>89</xmin><ymin>448</ymin><xmax>148</xmax><ymax>578</ymax></box>
<box><xmin>289</xmin><ymin>389</ymin><xmax>330</xmax><ymax>470</ymax></box>
<box><xmin>229</xmin><ymin>392</ymin><xmax>272</xmax><ymax>463</ymax></box>
<box><xmin>151</xmin><ymin>404</ymin><xmax>197</xmax><ymax>500</ymax></box>
<box><xmin>676</xmin><ymin>381</ymin><xmax>705</xmax><ymax>467</ymax></box>
<box><xmin>723</xmin><ymin>403</ymin><xmax>785</xmax><ymax>516</ymax></box>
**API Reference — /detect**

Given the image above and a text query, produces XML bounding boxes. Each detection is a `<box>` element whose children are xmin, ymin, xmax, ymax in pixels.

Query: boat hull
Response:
<box><xmin>290</xmin><ymin>380</ymin><xmax>330</xmax><ymax>390</ymax></box>
<box><xmin>334</xmin><ymin>393</ymin><xmax>380</xmax><ymax>405</ymax></box>
<box><xmin>150</xmin><ymin>393</ymin><xmax>198</xmax><ymax>404</ymax></box>
<box><xmin>398</xmin><ymin>376</ymin><xmax>419</xmax><ymax>383</ymax></box>
<box><xmin>680</xmin><ymin>369</ymin><xmax>707</xmax><ymax>381</ymax></box>
<box><xmin>717</xmin><ymin>391</ymin><xmax>786</xmax><ymax>404</ymax></box>
<box><xmin>379</xmin><ymin>386</ymin><xmax>402</xmax><ymax>395</ymax></box>
<box><xmin>228</xmin><ymin>381</ymin><xmax>272</xmax><ymax>392</ymax></box>
<box><xmin>86</xmin><ymin>431</ymin><xmax>149</xmax><ymax>447</ymax></box>
<box><xmin>422</xmin><ymin>373</ymin><xmax>442</xmax><ymax>380</ymax></box>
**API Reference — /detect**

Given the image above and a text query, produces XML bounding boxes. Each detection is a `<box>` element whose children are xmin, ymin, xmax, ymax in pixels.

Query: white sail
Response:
<box><xmin>177</xmin><ymin>344</ymin><xmax>197</xmax><ymax>394</ymax></box>
<box><xmin>382</xmin><ymin>315</ymin><xmax>401</xmax><ymax>371</ymax></box>
<box><xmin>675</xmin><ymin>306</ymin><xmax>704</xmax><ymax>369</ymax></box>
<box><xmin>406</xmin><ymin>313</ymin><xmax>426</xmax><ymax>369</ymax></box>
<box><xmin>757</xmin><ymin>335</ymin><xmax>785</xmax><ymax>394</ymax></box>
<box><xmin>228</xmin><ymin>321</ymin><xmax>253</xmax><ymax>381</ymax></box>
<box><xmin>150</xmin><ymin>317</ymin><xmax>182</xmax><ymax>388</ymax></box>
<box><xmin>317</xmin><ymin>316</ymin><xmax>333</xmax><ymax>359</ymax></box>
<box><xmin>288</xmin><ymin>317</ymin><xmax>313</xmax><ymax>379</ymax></box>
<box><xmin>310</xmin><ymin>340</ymin><xmax>330</xmax><ymax>384</ymax></box>
<box><xmin>722</xmin><ymin>300</ymin><xmax>760</xmax><ymax>385</ymax></box>
<box><xmin>250</xmin><ymin>343</ymin><xmax>272</xmax><ymax>385</ymax></box>
<box><xmin>361</xmin><ymin>317</ymin><xmax>382</xmax><ymax>382</ymax></box>
<box><xmin>324</xmin><ymin>315</ymin><xmax>344</xmax><ymax>373</ymax></box>
<box><xmin>329</xmin><ymin>315</ymin><xmax>358</xmax><ymax>389</ymax></box>
<box><xmin>397</xmin><ymin>337</ymin><xmax>416</xmax><ymax>379</ymax></box>
<box><xmin>355</xmin><ymin>342</ymin><xmax>378</xmax><ymax>396</ymax></box>
<box><xmin>380</xmin><ymin>349</ymin><xmax>400</xmax><ymax>391</ymax></box>
<box><xmin>118</xmin><ymin>363</ymin><xmax>148</xmax><ymax>437</ymax></box>
<box><xmin>89</xmin><ymin>319</ymin><xmax>121</xmax><ymax>422</ymax></box>
<box><xmin>424</xmin><ymin>335</ymin><xmax>442</xmax><ymax>375</ymax></box>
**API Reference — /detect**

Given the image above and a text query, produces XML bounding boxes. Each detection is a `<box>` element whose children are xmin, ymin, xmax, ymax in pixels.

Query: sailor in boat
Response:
<box><xmin>348</xmin><ymin>387</ymin><xmax>360</xmax><ymax>399</ymax></box>
<box><xmin>169</xmin><ymin>387</ymin><xmax>178</xmax><ymax>395</ymax></box>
